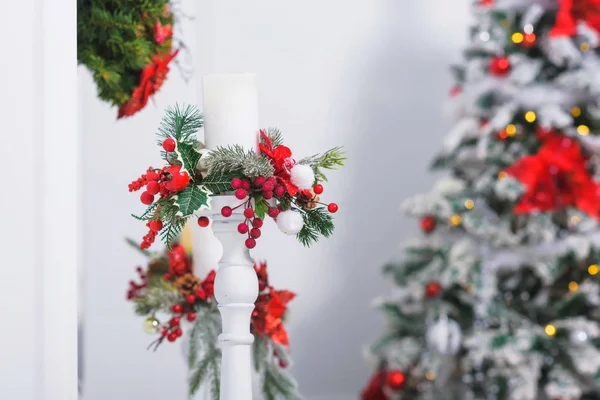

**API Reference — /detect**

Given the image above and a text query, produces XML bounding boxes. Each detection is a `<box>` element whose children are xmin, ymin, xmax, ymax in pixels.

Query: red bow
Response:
<box><xmin>551</xmin><ymin>0</ymin><xmax>600</xmax><ymax>37</ymax></box>
<box><xmin>360</xmin><ymin>370</ymin><xmax>389</xmax><ymax>400</ymax></box>
<box><xmin>504</xmin><ymin>131</ymin><xmax>600</xmax><ymax>218</ymax></box>
<box><xmin>259</xmin><ymin>130</ymin><xmax>298</xmax><ymax>196</ymax></box>
<box><xmin>117</xmin><ymin>50</ymin><xmax>179</xmax><ymax>119</ymax></box>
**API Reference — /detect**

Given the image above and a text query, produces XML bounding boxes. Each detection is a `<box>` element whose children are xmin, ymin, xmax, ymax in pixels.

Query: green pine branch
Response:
<box><xmin>205</xmin><ymin>145</ymin><xmax>275</xmax><ymax>178</ymax></box>
<box><xmin>298</xmin><ymin>147</ymin><xmax>346</xmax><ymax>182</ymax></box>
<box><xmin>296</xmin><ymin>207</ymin><xmax>334</xmax><ymax>247</ymax></box>
<box><xmin>157</xmin><ymin>104</ymin><xmax>204</xmax><ymax>145</ymax></box>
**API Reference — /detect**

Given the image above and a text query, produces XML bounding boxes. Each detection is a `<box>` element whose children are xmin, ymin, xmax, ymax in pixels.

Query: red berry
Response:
<box><xmin>241</xmin><ymin>180</ymin><xmax>251</xmax><ymax>191</ymax></box>
<box><xmin>268</xmin><ymin>207</ymin><xmax>280</xmax><ymax>218</ymax></box>
<box><xmin>149</xmin><ymin>219</ymin><xmax>163</xmax><ymax>232</ymax></box>
<box><xmin>327</xmin><ymin>203</ymin><xmax>338</xmax><ymax>213</ymax></box>
<box><xmin>167</xmin><ymin>333</ymin><xmax>177</xmax><ymax>342</ymax></box>
<box><xmin>146</xmin><ymin>180</ymin><xmax>160</xmax><ymax>195</ymax></box>
<box><xmin>238</xmin><ymin>223</ymin><xmax>249</xmax><ymax>234</ymax></box>
<box><xmin>263</xmin><ymin>191</ymin><xmax>273</xmax><ymax>200</ymax></box>
<box><xmin>425</xmin><ymin>281</ymin><xmax>442</xmax><ymax>298</ymax></box>
<box><xmin>235</xmin><ymin>189</ymin><xmax>247</xmax><ymax>200</ymax></box>
<box><xmin>231</xmin><ymin>178</ymin><xmax>242</xmax><ymax>189</ymax></box>
<box><xmin>420</xmin><ymin>216</ymin><xmax>436</xmax><ymax>234</ymax></box>
<box><xmin>386</xmin><ymin>370</ymin><xmax>406</xmax><ymax>390</ymax></box>
<box><xmin>252</xmin><ymin>219</ymin><xmax>263</xmax><ymax>228</ymax></box>
<box><xmin>175</xmin><ymin>328</ymin><xmax>183</xmax><ymax>337</ymax></box>
<box><xmin>449</xmin><ymin>85</ymin><xmax>461</xmax><ymax>97</ymax></box>
<box><xmin>140</xmin><ymin>191</ymin><xmax>154</xmax><ymax>205</ymax></box>
<box><xmin>244</xmin><ymin>208</ymin><xmax>255</xmax><ymax>218</ymax></box>
<box><xmin>172</xmin><ymin>304</ymin><xmax>183</xmax><ymax>313</ymax></box>
<box><xmin>489</xmin><ymin>56</ymin><xmax>511</xmax><ymax>76</ymax></box>
<box><xmin>165</xmin><ymin>171</ymin><xmax>190</xmax><ymax>192</ymax></box>
<box><xmin>263</xmin><ymin>181</ymin><xmax>275</xmax><ymax>191</ymax></box>
<box><xmin>146</xmin><ymin>170</ymin><xmax>159</xmax><ymax>181</ymax></box>
<box><xmin>274</xmin><ymin>185</ymin><xmax>285</xmax><ymax>197</ymax></box>
<box><xmin>313</xmin><ymin>184</ymin><xmax>324</xmax><ymax>194</ymax></box>
<box><xmin>221</xmin><ymin>206</ymin><xmax>233</xmax><ymax>217</ymax></box>
<box><xmin>186</xmin><ymin>294</ymin><xmax>196</xmax><ymax>304</ymax></box>
<box><xmin>195</xmin><ymin>288</ymin><xmax>207</xmax><ymax>300</ymax></box>
<box><xmin>198</xmin><ymin>216</ymin><xmax>210</xmax><ymax>227</ymax></box>
<box><xmin>267</xmin><ymin>177</ymin><xmax>277</xmax><ymax>185</ymax></box>
<box><xmin>187</xmin><ymin>312</ymin><xmax>196</xmax><ymax>322</ymax></box>
<box><xmin>245</xmin><ymin>238</ymin><xmax>256</xmax><ymax>249</ymax></box>
<box><xmin>162</xmin><ymin>138</ymin><xmax>176</xmax><ymax>152</ymax></box>
<box><xmin>163</xmin><ymin>273</ymin><xmax>172</xmax><ymax>281</ymax></box>
<box><xmin>250</xmin><ymin>228</ymin><xmax>261</xmax><ymax>239</ymax></box>
<box><xmin>279</xmin><ymin>359</ymin><xmax>288</xmax><ymax>369</ymax></box>
<box><xmin>254</xmin><ymin>176</ymin><xmax>266</xmax><ymax>186</ymax></box>
<box><xmin>170</xmin><ymin>317</ymin><xmax>181</xmax><ymax>326</ymax></box>
<box><xmin>161</xmin><ymin>328</ymin><xmax>169</xmax><ymax>337</ymax></box>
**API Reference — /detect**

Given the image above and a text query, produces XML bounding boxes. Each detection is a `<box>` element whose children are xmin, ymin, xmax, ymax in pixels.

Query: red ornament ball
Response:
<box><xmin>328</xmin><ymin>203</ymin><xmax>339</xmax><ymax>213</ymax></box>
<box><xmin>172</xmin><ymin>304</ymin><xmax>183</xmax><ymax>314</ymax></box>
<box><xmin>146</xmin><ymin>180</ymin><xmax>160</xmax><ymax>195</ymax></box>
<box><xmin>162</xmin><ymin>138</ymin><xmax>176</xmax><ymax>152</ymax></box>
<box><xmin>238</xmin><ymin>223</ymin><xmax>249</xmax><ymax>234</ymax></box>
<box><xmin>197</xmin><ymin>216</ymin><xmax>210</xmax><ymax>228</ymax></box>
<box><xmin>313</xmin><ymin>184</ymin><xmax>324</xmax><ymax>194</ymax></box>
<box><xmin>420</xmin><ymin>216</ymin><xmax>437</xmax><ymax>234</ymax></box>
<box><xmin>140</xmin><ymin>191</ymin><xmax>154</xmax><ymax>205</ymax></box>
<box><xmin>187</xmin><ymin>312</ymin><xmax>196</xmax><ymax>322</ymax></box>
<box><xmin>386</xmin><ymin>370</ymin><xmax>406</xmax><ymax>390</ymax></box>
<box><xmin>425</xmin><ymin>280</ymin><xmax>442</xmax><ymax>298</ymax></box>
<box><xmin>186</xmin><ymin>294</ymin><xmax>196</xmax><ymax>304</ymax></box>
<box><xmin>489</xmin><ymin>56</ymin><xmax>511</xmax><ymax>76</ymax></box>
<box><xmin>221</xmin><ymin>206</ymin><xmax>233</xmax><ymax>217</ymax></box>
<box><xmin>252</xmin><ymin>218</ymin><xmax>263</xmax><ymax>228</ymax></box>
<box><xmin>235</xmin><ymin>189</ymin><xmax>247</xmax><ymax>200</ymax></box>
<box><xmin>148</xmin><ymin>219</ymin><xmax>163</xmax><ymax>232</ymax></box>
<box><xmin>244</xmin><ymin>208</ymin><xmax>255</xmax><ymax>218</ymax></box>
<box><xmin>250</xmin><ymin>228</ymin><xmax>262</xmax><ymax>239</ymax></box>
<box><xmin>245</xmin><ymin>238</ymin><xmax>256</xmax><ymax>249</ymax></box>
<box><xmin>230</xmin><ymin>178</ymin><xmax>242</xmax><ymax>190</ymax></box>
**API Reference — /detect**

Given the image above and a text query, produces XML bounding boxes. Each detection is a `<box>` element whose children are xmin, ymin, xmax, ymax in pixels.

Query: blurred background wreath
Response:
<box><xmin>77</xmin><ymin>0</ymin><xmax>185</xmax><ymax>119</ymax></box>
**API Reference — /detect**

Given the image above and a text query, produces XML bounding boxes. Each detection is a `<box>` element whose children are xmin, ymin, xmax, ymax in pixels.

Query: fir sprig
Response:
<box><xmin>262</xmin><ymin>127</ymin><xmax>284</xmax><ymax>147</ymax></box>
<box><xmin>157</xmin><ymin>104</ymin><xmax>204</xmax><ymax>147</ymax></box>
<box><xmin>299</xmin><ymin>147</ymin><xmax>346</xmax><ymax>182</ymax></box>
<box><xmin>296</xmin><ymin>207</ymin><xmax>335</xmax><ymax>247</ymax></box>
<box><xmin>205</xmin><ymin>145</ymin><xmax>275</xmax><ymax>178</ymax></box>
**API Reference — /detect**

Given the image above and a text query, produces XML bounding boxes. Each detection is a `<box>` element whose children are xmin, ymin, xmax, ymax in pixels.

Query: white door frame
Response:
<box><xmin>1</xmin><ymin>0</ymin><xmax>78</xmax><ymax>399</ymax></box>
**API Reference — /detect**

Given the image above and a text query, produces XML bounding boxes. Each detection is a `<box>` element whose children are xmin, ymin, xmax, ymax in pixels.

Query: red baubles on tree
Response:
<box><xmin>489</xmin><ymin>56</ymin><xmax>511</xmax><ymax>76</ymax></box>
<box><xmin>386</xmin><ymin>370</ymin><xmax>406</xmax><ymax>390</ymax></box>
<box><xmin>420</xmin><ymin>216</ymin><xmax>437</xmax><ymax>234</ymax></box>
<box><xmin>425</xmin><ymin>280</ymin><xmax>442</xmax><ymax>298</ymax></box>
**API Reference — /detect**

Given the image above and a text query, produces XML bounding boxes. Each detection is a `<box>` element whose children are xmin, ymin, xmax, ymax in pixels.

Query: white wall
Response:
<box><xmin>81</xmin><ymin>1</ymin><xmax>470</xmax><ymax>399</ymax></box>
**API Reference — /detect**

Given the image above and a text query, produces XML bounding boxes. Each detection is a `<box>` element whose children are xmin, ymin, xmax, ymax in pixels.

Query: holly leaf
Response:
<box><xmin>254</xmin><ymin>196</ymin><xmax>269</xmax><ymax>220</ymax></box>
<box><xmin>202</xmin><ymin>172</ymin><xmax>242</xmax><ymax>194</ymax></box>
<box><xmin>174</xmin><ymin>185</ymin><xmax>212</xmax><ymax>217</ymax></box>
<box><xmin>175</xmin><ymin>141</ymin><xmax>202</xmax><ymax>180</ymax></box>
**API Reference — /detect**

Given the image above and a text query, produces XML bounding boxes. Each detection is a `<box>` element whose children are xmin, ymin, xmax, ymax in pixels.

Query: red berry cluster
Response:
<box><xmin>129</xmin><ymin>165</ymin><xmax>191</xmax><ymax>205</ymax></box>
<box><xmin>126</xmin><ymin>266</ymin><xmax>148</xmax><ymax>300</ymax></box>
<box><xmin>230</xmin><ymin>202</ymin><xmax>263</xmax><ymax>249</ymax></box>
<box><xmin>141</xmin><ymin>218</ymin><xmax>163</xmax><ymax>250</ymax></box>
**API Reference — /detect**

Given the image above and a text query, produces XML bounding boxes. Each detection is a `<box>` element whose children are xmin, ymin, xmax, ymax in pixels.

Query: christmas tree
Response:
<box><xmin>363</xmin><ymin>1</ymin><xmax>600</xmax><ymax>399</ymax></box>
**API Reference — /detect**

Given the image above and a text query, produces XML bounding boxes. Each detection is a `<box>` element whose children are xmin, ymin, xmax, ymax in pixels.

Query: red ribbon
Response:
<box><xmin>259</xmin><ymin>130</ymin><xmax>299</xmax><ymax>196</ymax></box>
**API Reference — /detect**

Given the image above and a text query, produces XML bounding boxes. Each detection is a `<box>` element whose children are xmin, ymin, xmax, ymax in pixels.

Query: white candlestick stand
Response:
<box><xmin>198</xmin><ymin>73</ymin><xmax>260</xmax><ymax>400</ymax></box>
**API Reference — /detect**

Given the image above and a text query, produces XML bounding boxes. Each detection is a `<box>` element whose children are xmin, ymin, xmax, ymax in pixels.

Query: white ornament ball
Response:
<box><xmin>276</xmin><ymin>210</ymin><xmax>304</xmax><ymax>235</ymax></box>
<box><xmin>290</xmin><ymin>164</ymin><xmax>315</xmax><ymax>190</ymax></box>
<box><xmin>426</xmin><ymin>316</ymin><xmax>462</xmax><ymax>355</ymax></box>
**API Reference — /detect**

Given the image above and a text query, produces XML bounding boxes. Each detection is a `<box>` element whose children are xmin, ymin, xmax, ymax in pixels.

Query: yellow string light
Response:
<box><xmin>571</xmin><ymin>106</ymin><xmax>582</xmax><ymax>117</ymax></box>
<box><xmin>464</xmin><ymin>199</ymin><xmax>475</xmax><ymax>210</ymax></box>
<box><xmin>589</xmin><ymin>264</ymin><xmax>599</xmax><ymax>276</ymax></box>
<box><xmin>545</xmin><ymin>324</ymin><xmax>557</xmax><ymax>336</ymax></box>
<box><xmin>450</xmin><ymin>214</ymin><xmax>462</xmax><ymax>226</ymax></box>
<box><xmin>525</xmin><ymin>111</ymin><xmax>537</xmax><ymax>123</ymax></box>
<box><xmin>505</xmin><ymin>124</ymin><xmax>517</xmax><ymax>136</ymax></box>
<box><xmin>512</xmin><ymin>32</ymin><xmax>524</xmax><ymax>44</ymax></box>
<box><xmin>498</xmin><ymin>171</ymin><xmax>508</xmax><ymax>180</ymax></box>
<box><xmin>569</xmin><ymin>281</ymin><xmax>579</xmax><ymax>292</ymax></box>
<box><xmin>570</xmin><ymin>215</ymin><xmax>581</xmax><ymax>225</ymax></box>
<box><xmin>581</xmin><ymin>42</ymin><xmax>591</xmax><ymax>52</ymax></box>
<box><xmin>425</xmin><ymin>371</ymin><xmax>436</xmax><ymax>381</ymax></box>
<box><xmin>577</xmin><ymin>125</ymin><xmax>590</xmax><ymax>136</ymax></box>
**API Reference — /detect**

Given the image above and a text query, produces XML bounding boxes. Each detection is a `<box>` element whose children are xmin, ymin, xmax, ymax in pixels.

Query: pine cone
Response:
<box><xmin>297</xmin><ymin>190</ymin><xmax>319</xmax><ymax>210</ymax></box>
<box><xmin>173</xmin><ymin>273</ymin><xmax>201</xmax><ymax>296</ymax></box>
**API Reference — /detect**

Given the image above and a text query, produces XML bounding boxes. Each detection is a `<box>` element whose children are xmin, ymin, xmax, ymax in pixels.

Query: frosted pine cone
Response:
<box><xmin>173</xmin><ymin>273</ymin><xmax>201</xmax><ymax>296</ymax></box>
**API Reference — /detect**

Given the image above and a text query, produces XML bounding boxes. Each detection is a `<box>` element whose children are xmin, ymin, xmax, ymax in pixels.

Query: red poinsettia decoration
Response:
<box><xmin>360</xmin><ymin>369</ymin><xmax>389</xmax><ymax>400</ymax></box>
<box><xmin>117</xmin><ymin>50</ymin><xmax>180</xmax><ymax>119</ymax></box>
<box><xmin>551</xmin><ymin>0</ymin><xmax>600</xmax><ymax>37</ymax></box>
<box><xmin>167</xmin><ymin>243</ymin><xmax>192</xmax><ymax>277</ymax></box>
<box><xmin>259</xmin><ymin>130</ymin><xmax>299</xmax><ymax>196</ymax></box>
<box><xmin>504</xmin><ymin>130</ymin><xmax>600</xmax><ymax>218</ymax></box>
<box><xmin>252</xmin><ymin>261</ymin><xmax>296</xmax><ymax>346</ymax></box>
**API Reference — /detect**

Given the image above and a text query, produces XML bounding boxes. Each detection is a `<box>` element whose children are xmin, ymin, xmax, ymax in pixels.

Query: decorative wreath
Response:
<box><xmin>77</xmin><ymin>0</ymin><xmax>181</xmax><ymax>118</ymax></box>
<box><xmin>129</xmin><ymin>105</ymin><xmax>345</xmax><ymax>249</ymax></box>
<box><xmin>126</xmin><ymin>234</ymin><xmax>302</xmax><ymax>398</ymax></box>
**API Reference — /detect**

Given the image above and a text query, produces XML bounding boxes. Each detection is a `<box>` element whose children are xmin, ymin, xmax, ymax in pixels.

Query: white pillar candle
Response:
<box><xmin>202</xmin><ymin>73</ymin><xmax>260</xmax><ymax>152</ymax></box>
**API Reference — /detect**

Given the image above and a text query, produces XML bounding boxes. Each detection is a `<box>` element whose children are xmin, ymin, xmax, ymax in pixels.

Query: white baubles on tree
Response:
<box><xmin>426</xmin><ymin>315</ymin><xmax>462</xmax><ymax>355</ymax></box>
<box><xmin>290</xmin><ymin>164</ymin><xmax>315</xmax><ymax>190</ymax></box>
<box><xmin>276</xmin><ymin>210</ymin><xmax>304</xmax><ymax>235</ymax></box>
